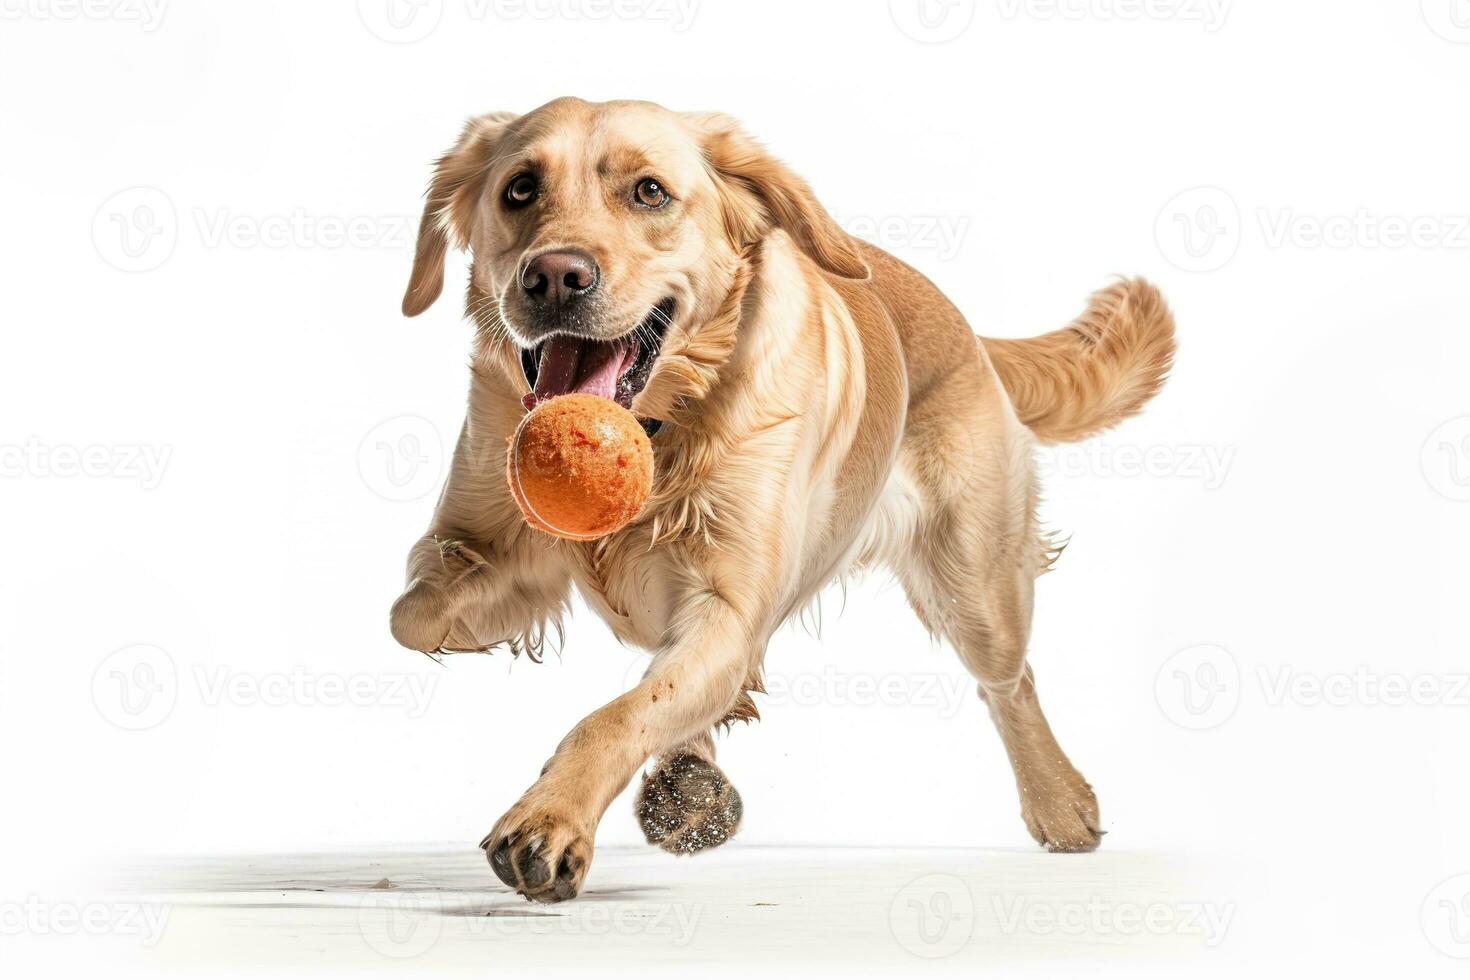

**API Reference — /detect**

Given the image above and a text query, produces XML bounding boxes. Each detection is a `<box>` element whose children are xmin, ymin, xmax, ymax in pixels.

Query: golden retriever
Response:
<box><xmin>388</xmin><ymin>97</ymin><xmax>1175</xmax><ymax>902</ymax></box>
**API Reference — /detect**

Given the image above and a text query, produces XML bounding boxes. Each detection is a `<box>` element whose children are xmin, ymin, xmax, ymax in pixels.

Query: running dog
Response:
<box><xmin>389</xmin><ymin>97</ymin><xmax>1175</xmax><ymax>902</ymax></box>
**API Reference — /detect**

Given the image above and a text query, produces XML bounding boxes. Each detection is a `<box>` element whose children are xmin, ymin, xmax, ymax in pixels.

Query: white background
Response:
<box><xmin>2</xmin><ymin>0</ymin><xmax>1468</xmax><ymax>974</ymax></box>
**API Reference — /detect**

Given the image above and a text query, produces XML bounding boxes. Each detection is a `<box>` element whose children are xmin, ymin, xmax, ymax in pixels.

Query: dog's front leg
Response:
<box><xmin>481</xmin><ymin>594</ymin><xmax>755</xmax><ymax>902</ymax></box>
<box><xmin>390</xmin><ymin>531</ymin><xmax>568</xmax><ymax>655</ymax></box>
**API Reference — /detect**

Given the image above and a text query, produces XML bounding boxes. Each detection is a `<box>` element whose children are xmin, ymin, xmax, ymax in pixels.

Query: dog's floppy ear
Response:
<box><xmin>402</xmin><ymin>111</ymin><xmax>518</xmax><ymax>317</ymax></box>
<box><xmin>690</xmin><ymin>112</ymin><xmax>869</xmax><ymax>281</ymax></box>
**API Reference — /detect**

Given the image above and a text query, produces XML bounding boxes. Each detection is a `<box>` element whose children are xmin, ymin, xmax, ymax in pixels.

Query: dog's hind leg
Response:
<box><xmin>895</xmin><ymin>398</ymin><xmax>1102</xmax><ymax>853</ymax></box>
<box><xmin>901</xmin><ymin>521</ymin><xmax>1101</xmax><ymax>851</ymax></box>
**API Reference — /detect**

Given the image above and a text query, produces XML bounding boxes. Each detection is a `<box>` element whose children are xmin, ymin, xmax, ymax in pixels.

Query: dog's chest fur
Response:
<box><xmin>566</xmin><ymin>532</ymin><xmax>679</xmax><ymax>649</ymax></box>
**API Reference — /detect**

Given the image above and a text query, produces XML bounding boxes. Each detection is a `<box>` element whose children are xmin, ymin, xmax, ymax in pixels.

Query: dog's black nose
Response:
<box><xmin>521</xmin><ymin>249</ymin><xmax>599</xmax><ymax>305</ymax></box>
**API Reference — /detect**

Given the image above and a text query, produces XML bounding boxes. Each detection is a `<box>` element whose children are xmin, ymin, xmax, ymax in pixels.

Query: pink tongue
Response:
<box><xmin>532</xmin><ymin>335</ymin><xmax>583</xmax><ymax>402</ymax></box>
<box><xmin>529</xmin><ymin>335</ymin><xmax>639</xmax><ymax>408</ymax></box>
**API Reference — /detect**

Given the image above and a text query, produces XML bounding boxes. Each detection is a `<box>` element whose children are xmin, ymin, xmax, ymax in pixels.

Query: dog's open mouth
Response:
<box><xmin>520</xmin><ymin>299</ymin><xmax>673</xmax><ymax>432</ymax></box>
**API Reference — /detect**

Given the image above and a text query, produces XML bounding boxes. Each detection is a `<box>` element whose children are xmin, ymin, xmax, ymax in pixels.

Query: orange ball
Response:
<box><xmin>507</xmin><ymin>393</ymin><xmax>653</xmax><ymax>541</ymax></box>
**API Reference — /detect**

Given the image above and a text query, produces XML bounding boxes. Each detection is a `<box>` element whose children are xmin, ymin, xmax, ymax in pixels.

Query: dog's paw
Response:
<box><xmin>389</xmin><ymin>579</ymin><xmax>455</xmax><ymax>653</ymax></box>
<box><xmin>1021</xmin><ymin>777</ymin><xmax>1103</xmax><ymax>854</ymax></box>
<box><xmin>636</xmin><ymin>753</ymin><xmax>742</xmax><ymax>855</ymax></box>
<box><xmin>481</xmin><ymin>802</ymin><xmax>593</xmax><ymax>903</ymax></box>
<box><xmin>390</xmin><ymin>539</ymin><xmax>489</xmax><ymax>653</ymax></box>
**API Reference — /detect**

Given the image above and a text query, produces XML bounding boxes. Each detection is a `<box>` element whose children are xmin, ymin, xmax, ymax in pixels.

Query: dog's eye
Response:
<box><xmin>505</xmin><ymin>174</ymin><xmax>538</xmax><ymax>208</ymax></box>
<box><xmin>634</xmin><ymin>178</ymin><xmax>669</xmax><ymax>209</ymax></box>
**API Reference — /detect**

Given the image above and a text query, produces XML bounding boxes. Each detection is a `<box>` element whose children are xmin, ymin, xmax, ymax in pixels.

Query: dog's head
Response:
<box><xmin>402</xmin><ymin>98</ymin><xmax>867</xmax><ymax>426</ymax></box>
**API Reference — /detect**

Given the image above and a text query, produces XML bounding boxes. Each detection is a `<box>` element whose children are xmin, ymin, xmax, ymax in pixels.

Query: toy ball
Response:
<box><xmin>507</xmin><ymin>393</ymin><xmax>653</xmax><ymax>541</ymax></box>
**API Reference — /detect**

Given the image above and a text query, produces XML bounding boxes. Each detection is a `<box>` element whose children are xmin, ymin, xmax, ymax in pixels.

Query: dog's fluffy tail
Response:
<box><xmin>981</xmin><ymin>278</ymin><xmax>1176</xmax><ymax>445</ymax></box>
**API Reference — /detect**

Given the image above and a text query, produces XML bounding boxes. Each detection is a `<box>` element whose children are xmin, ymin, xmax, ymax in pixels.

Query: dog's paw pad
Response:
<box><xmin>636</xmin><ymin>753</ymin><xmax>742</xmax><ymax>855</ymax></box>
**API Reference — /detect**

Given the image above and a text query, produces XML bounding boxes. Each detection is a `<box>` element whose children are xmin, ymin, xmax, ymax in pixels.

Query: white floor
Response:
<box><xmin>10</xmin><ymin>842</ymin><xmax>1442</xmax><ymax>976</ymax></box>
